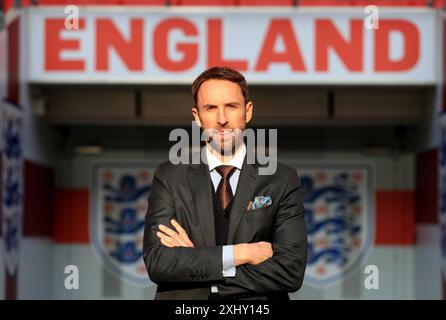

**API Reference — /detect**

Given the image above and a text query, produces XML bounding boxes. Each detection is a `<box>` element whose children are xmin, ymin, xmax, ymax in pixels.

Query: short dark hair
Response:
<box><xmin>191</xmin><ymin>66</ymin><xmax>250</xmax><ymax>106</ymax></box>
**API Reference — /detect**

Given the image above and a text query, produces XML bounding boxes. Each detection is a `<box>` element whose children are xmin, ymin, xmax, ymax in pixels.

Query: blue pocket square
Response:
<box><xmin>246</xmin><ymin>196</ymin><xmax>272</xmax><ymax>211</ymax></box>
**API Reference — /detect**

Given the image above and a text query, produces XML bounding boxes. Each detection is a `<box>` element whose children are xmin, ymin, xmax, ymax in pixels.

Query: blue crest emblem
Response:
<box><xmin>1</xmin><ymin>101</ymin><xmax>23</xmax><ymax>277</ymax></box>
<box><xmin>299</xmin><ymin>164</ymin><xmax>374</xmax><ymax>287</ymax></box>
<box><xmin>91</xmin><ymin>164</ymin><xmax>153</xmax><ymax>286</ymax></box>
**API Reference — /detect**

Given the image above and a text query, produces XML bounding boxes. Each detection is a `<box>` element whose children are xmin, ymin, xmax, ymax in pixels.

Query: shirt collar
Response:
<box><xmin>206</xmin><ymin>143</ymin><xmax>246</xmax><ymax>172</ymax></box>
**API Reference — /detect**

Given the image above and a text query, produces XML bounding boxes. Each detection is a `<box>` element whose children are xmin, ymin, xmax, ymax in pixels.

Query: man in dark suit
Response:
<box><xmin>143</xmin><ymin>67</ymin><xmax>307</xmax><ymax>300</ymax></box>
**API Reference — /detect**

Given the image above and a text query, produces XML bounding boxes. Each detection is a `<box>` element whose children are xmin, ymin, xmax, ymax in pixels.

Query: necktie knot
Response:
<box><xmin>215</xmin><ymin>165</ymin><xmax>237</xmax><ymax>181</ymax></box>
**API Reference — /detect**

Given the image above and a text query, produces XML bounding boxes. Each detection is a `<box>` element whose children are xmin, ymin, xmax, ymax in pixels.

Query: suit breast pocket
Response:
<box><xmin>244</xmin><ymin>206</ymin><xmax>274</xmax><ymax>221</ymax></box>
<box><xmin>242</xmin><ymin>207</ymin><xmax>275</xmax><ymax>241</ymax></box>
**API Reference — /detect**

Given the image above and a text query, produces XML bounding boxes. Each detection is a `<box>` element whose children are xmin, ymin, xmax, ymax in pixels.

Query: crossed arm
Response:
<box><xmin>156</xmin><ymin>219</ymin><xmax>273</xmax><ymax>266</ymax></box>
<box><xmin>143</xmin><ymin>166</ymin><xmax>307</xmax><ymax>294</ymax></box>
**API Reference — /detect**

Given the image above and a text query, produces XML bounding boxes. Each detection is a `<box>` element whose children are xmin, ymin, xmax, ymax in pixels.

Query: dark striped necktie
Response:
<box><xmin>215</xmin><ymin>165</ymin><xmax>237</xmax><ymax>211</ymax></box>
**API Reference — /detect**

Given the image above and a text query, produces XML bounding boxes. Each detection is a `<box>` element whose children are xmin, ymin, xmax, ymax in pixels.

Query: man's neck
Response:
<box><xmin>208</xmin><ymin>144</ymin><xmax>244</xmax><ymax>164</ymax></box>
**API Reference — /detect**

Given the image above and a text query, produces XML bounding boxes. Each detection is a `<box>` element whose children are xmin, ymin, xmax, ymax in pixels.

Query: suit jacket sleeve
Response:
<box><xmin>217</xmin><ymin>169</ymin><xmax>307</xmax><ymax>296</ymax></box>
<box><xmin>143</xmin><ymin>164</ymin><xmax>224</xmax><ymax>284</ymax></box>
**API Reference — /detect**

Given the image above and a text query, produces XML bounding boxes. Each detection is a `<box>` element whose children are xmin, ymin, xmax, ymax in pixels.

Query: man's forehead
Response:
<box><xmin>197</xmin><ymin>79</ymin><xmax>244</xmax><ymax>104</ymax></box>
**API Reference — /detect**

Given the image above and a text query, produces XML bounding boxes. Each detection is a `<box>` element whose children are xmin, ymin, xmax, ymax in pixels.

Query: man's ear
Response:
<box><xmin>191</xmin><ymin>106</ymin><xmax>202</xmax><ymax>128</ymax></box>
<box><xmin>245</xmin><ymin>101</ymin><xmax>253</xmax><ymax>124</ymax></box>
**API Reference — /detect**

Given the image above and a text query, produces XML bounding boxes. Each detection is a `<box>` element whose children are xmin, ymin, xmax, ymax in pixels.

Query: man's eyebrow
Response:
<box><xmin>202</xmin><ymin>104</ymin><xmax>217</xmax><ymax>109</ymax></box>
<box><xmin>201</xmin><ymin>102</ymin><xmax>240</xmax><ymax>108</ymax></box>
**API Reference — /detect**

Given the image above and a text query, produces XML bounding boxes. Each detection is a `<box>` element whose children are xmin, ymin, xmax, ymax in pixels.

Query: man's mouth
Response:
<box><xmin>218</xmin><ymin>129</ymin><xmax>232</xmax><ymax>136</ymax></box>
<box><xmin>204</xmin><ymin>128</ymin><xmax>237</xmax><ymax>144</ymax></box>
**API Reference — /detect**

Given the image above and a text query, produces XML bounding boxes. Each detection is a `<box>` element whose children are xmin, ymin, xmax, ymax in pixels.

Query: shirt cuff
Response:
<box><xmin>222</xmin><ymin>245</ymin><xmax>236</xmax><ymax>277</ymax></box>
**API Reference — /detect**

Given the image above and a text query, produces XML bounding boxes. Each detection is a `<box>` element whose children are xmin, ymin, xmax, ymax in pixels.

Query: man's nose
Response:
<box><xmin>217</xmin><ymin>107</ymin><xmax>228</xmax><ymax>126</ymax></box>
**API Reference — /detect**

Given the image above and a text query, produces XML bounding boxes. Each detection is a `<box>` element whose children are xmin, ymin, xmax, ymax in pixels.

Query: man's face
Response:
<box><xmin>192</xmin><ymin>79</ymin><xmax>253</xmax><ymax>156</ymax></box>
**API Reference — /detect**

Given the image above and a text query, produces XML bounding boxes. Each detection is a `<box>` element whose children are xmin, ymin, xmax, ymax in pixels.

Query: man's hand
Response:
<box><xmin>234</xmin><ymin>242</ymin><xmax>273</xmax><ymax>266</ymax></box>
<box><xmin>156</xmin><ymin>220</ymin><xmax>272</xmax><ymax>266</ymax></box>
<box><xmin>156</xmin><ymin>219</ymin><xmax>195</xmax><ymax>248</ymax></box>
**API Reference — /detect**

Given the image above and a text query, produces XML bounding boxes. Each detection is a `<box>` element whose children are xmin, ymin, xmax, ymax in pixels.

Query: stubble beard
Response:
<box><xmin>204</xmin><ymin>128</ymin><xmax>244</xmax><ymax>158</ymax></box>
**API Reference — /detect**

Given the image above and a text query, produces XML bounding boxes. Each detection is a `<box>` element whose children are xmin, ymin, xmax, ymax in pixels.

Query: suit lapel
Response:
<box><xmin>187</xmin><ymin>163</ymin><xmax>216</xmax><ymax>247</ymax></box>
<box><xmin>226</xmin><ymin>158</ymin><xmax>259</xmax><ymax>244</ymax></box>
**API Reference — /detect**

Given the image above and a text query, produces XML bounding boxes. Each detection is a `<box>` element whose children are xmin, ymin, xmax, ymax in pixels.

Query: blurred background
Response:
<box><xmin>0</xmin><ymin>0</ymin><xmax>444</xmax><ymax>300</ymax></box>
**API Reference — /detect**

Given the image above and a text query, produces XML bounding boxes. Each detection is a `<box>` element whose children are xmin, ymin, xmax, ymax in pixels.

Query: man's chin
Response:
<box><xmin>208</xmin><ymin>141</ymin><xmax>235</xmax><ymax>156</ymax></box>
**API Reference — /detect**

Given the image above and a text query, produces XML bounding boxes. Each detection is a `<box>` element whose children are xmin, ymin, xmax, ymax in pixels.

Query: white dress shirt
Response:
<box><xmin>206</xmin><ymin>143</ymin><xmax>246</xmax><ymax>293</ymax></box>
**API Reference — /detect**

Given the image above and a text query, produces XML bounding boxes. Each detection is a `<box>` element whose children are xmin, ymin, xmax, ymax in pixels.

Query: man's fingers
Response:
<box><xmin>158</xmin><ymin>225</ymin><xmax>189</xmax><ymax>247</ymax></box>
<box><xmin>158</xmin><ymin>224</ymin><xmax>179</xmax><ymax>238</ymax></box>
<box><xmin>160</xmin><ymin>237</ymin><xmax>174</xmax><ymax>248</ymax></box>
<box><xmin>157</xmin><ymin>231</ymin><xmax>176</xmax><ymax>247</ymax></box>
<box><xmin>171</xmin><ymin>219</ymin><xmax>194</xmax><ymax>247</ymax></box>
